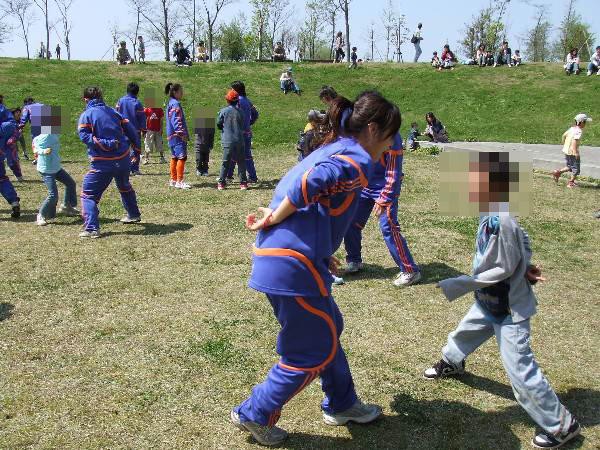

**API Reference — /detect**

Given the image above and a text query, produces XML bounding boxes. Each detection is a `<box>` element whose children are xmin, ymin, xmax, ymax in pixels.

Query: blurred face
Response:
<box><xmin>359</xmin><ymin>125</ymin><xmax>395</xmax><ymax>161</ymax></box>
<box><xmin>596</xmin><ymin>48</ymin><xmax>600</xmax><ymax>56</ymax></box>
<box><xmin>13</xmin><ymin>110</ymin><xmax>21</xmax><ymax>121</ymax></box>
<box><xmin>175</xmin><ymin>87</ymin><xmax>184</xmax><ymax>100</ymax></box>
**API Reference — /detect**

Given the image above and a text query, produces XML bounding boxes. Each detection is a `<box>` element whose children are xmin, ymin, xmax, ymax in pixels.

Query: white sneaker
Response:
<box><xmin>393</xmin><ymin>271</ymin><xmax>422</xmax><ymax>287</ymax></box>
<box><xmin>230</xmin><ymin>410</ymin><xmax>288</xmax><ymax>447</ymax></box>
<box><xmin>175</xmin><ymin>181</ymin><xmax>191</xmax><ymax>190</ymax></box>
<box><xmin>120</xmin><ymin>216</ymin><xmax>141</xmax><ymax>224</ymax></box>
<box><xmin>322</xmin><ymin>399</ymin><xmax>382</xmax><ymax>426</ymax></box>
<box><xmin>36</xmin><ymin>214</ymin><xmax>48</xmax><ymax>226</ymax></box>
<box><xmin>59</xmin><ymin>205</ymin><xmax>80</xmax><ymax>216</ymax></box>
<box><xmin>79</xmin><ymin>230</ymin><xmax>101</xmax><ymax>239</ymax></box>
<box><xmin>332</xmin><ymin>275</ymin><xmax>345</xmax><ymax>285</ymax></box>
<box><xmin>169</xmin><ymin>179</ymin><xmax>177</xmax><ymax>187</ymax></box>
<box><xmin>588</xmin><ymin>71</ymin><xmax>593</xmax><ymax>76</ymax></box>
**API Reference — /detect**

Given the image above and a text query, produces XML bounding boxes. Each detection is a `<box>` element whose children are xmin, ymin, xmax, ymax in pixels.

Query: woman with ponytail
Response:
<box><xmin>164</xmin><ymin>83</ymin><xmax>191</xmax><ymax>189</ymax></box>
<box><xmin>231</xmin><ymin>91</ymin><xmax>401</xmax><ymax>446</ymax></box>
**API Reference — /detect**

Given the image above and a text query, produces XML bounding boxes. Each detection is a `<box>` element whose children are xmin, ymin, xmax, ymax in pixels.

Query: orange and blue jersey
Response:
<box><xmin>166</xmin><ymin>98</ymin><xmax>189</xmax><ymax>148</ymax></box>
<box><xmin>77</xmin><ymin>99</ymin><xmax>141</xmax><ymax>162</ymax></box>
<box><xmin>361</xmin><ymin>133</ymin><xmax>403</xmax><ymax>204</ymax></box>
<box><xmin>249</xmin><ymin>137</ymin><xmax>373</xmax><ymax>298</ymax></box>
<box><xmin>116</xmin><ymin>94</ymin><xmax>146</xmax><ymax>132</ymax></box>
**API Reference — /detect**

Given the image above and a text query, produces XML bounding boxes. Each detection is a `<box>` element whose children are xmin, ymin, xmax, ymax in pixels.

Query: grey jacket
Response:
<box><xmin>217</xmin><ymin>105</ymin><xmax>244</xmax><ymax>146</ymax></box>
<box><xmin>439</xmin><ymin>216</ymin><xmax>537</xmax><ymax>322</ymax></box>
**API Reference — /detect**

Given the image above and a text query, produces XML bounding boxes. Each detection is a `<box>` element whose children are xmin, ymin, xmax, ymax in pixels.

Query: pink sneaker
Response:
<box><xmin>240</xmin><ymin>183</ymin><xmax>248</xmax><ymax>190</ymax></box>
<box><xmin>217</xmin><ymin>183</ymin><xmax>225</xmax><ymax>191</ymax></box>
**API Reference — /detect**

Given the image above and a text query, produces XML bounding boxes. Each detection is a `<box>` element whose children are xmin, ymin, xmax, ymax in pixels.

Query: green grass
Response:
<box><xmin>0</xmin><ymin>59</ymin><xmax>599</xmax><ymax>449</ymax></box>
<box><xmin>1</xmin><ymin>58</ymin><xmax>599</xmax><ymax>158</ymax></box>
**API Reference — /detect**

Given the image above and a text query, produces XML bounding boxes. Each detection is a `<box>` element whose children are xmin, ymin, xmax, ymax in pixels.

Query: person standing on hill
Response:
<box><xmin>55</xmin><ymin>44</ymin><xmax>61</xmax><ymax>60</ymax></box>
<box><xmin>116</xmin><ymin>82</ymin><xmax>146</xmax><ymax>175</ymax></box>
<box><xmin>412</xmin><ymin>23</ymin><xmax>423</xmax><ymax>62</ymax></box>
<box><xmin>334</xmin><ymin>32</ymin><xmax>345</xmax><ymax>63</ymax></box>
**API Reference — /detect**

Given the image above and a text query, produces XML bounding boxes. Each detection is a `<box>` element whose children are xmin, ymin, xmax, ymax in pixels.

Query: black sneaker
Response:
<box><xmin>10</xmin><ymin>202</ymin><xmax>20</xmax><ymax>219</ymax></box>
<box><xmin>532</xmin><ymin>418</ymin><xmax>581</xmax><ymax>448</ymax></box>
<box><xmin>423</xmin><ymin>358</ymin><xmax>465</xmax><ymax>379</ymax></box>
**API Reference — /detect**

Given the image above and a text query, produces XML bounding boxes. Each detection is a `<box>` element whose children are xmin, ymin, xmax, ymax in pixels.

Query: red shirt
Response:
<box><xmin>144</xmin><ymin>107</ymin><xmax>164</xmax><ymax>132</ymax></box>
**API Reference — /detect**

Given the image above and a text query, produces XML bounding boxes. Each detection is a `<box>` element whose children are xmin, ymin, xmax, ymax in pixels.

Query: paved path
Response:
<box><xmin>422</xmin><ymin>141</ymin><xmax>600</xmax><ymax>179</ymax></box>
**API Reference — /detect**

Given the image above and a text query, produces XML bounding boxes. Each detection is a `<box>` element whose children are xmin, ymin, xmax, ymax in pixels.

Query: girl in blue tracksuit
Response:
<box><xmin>226</xmin><ymin>81</ymin><xmax>259</xmax><ymax>182</ymax></box>
<box><xmin>116</xmin><ymin>82</ymin><xmax>146</xmax><ymax>175</ymax></box>
<box><xmin>343</xmin><ymin>133</ymin><xmax>421</xmax><ymax>287</ymax></box>
<box><xmin>0</xmin><ymin>105</ymin><xmax>20</xmax><ymax>218</ymax></box>
<box><xmin>231</xmin><ymin>92</ymin><xmax>401</xmax><ymax>447</ymax></box>
<box><xmin>78</xmin><ymin>86</ymin><xmax>142</xmax><ymax>238</ymax></box>
<box><xmin>165</xmin><ymin>83</ymin><xmax>191</xmax><ymax>189</ymax></box>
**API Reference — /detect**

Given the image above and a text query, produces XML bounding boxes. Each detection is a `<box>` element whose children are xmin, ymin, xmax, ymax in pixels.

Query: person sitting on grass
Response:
<box><xmin>425</xmin><ymin>112</ymin><xmax>449</xmax><ymax>143</ymax></box>
<box><xmin>552</xmin><ymin>113</ymin><xmax>592</xmax><ymax>188</ymax></box>
<box><xmin>512</xmin><ymin>49</ymin><xmax>522</xmax><ymax>66</ymax></box>
<box><xmin>406</xmin><ymin>122</ymin><xmax>421</xmax><ymax>150</ymax></box>
<box><xmin>279</xmin><ymin>67</ymin><xmax>301</xmax><ymax>95</ymax></box>
<box><xmin>476</xmin><ymin>44</ymin><xmax>486</xmax><ymax>67</ymax></box>
<box><xmin>439</xmin><ymin>45</ymin><xmax>456</xmax><ymax>70</ymax></box>
<box><xmin>424</xmin><ymin>150</ymin><xmax>582</xmax><ymax>450</ymax></box>
<box><xmin>587</xmin><ymin>45</ymin><xmax>600</xmax><ymax>76</ymax></box>
<box><xmin>116</xmin><ymin>41</ymin><xmax>133</xmax><ymax>65</ymax></box>
<box><xmin>272</xmin><ymin>42</ymin><xmax>286</xmax><ymax>62</ymax></box>
<box><xmin>485</xmin><ymin>50</ymin><xmax>494</xmax><ymax>66</ymax></box>
<box><xmin>174</xmin><ymin>41</ymin><xmax>192</xmax><ymax>66</ymax></box>
<box><xmin>431</xmin><ymin>51</ymin><xmax>441</xmax><ymax>69</ymax></box>
<box><xmin>297</xmin><ymin>109</ymin><xmax>326</xmax><ymax>161</ymax></box>
<box><xmin>564</xmin><ymin>48</ymin><xmax>580</xmax><ymax>75</ymax></box>
<box><xmin>494</xmin><ymin>40</ymin><xmax>512</xmax><ymax>67</ymax></box>
<box><xmin>196</xmin><ymin>41</ymin><xmax>208</xmax><ymax>62</ymax></box>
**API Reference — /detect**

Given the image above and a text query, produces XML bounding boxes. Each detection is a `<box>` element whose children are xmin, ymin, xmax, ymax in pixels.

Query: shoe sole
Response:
<box><xmin>422</xmin><ymin>369</ymin><xmax>465</xmax><ymax>380</ymax></box>
<box><xmin>531</xmin><ymin>424</ymin><xmax>581</xmax><ymax>448</ymax></box>
<box><xmin>323</xmin><ymin>409</ymin><xmax>382</xmax><ymax>426</ymax></box>
<box><xmin>230</xmin><ymin>410</ymin><xmax>287</xmax><ymax>447</ymax></box>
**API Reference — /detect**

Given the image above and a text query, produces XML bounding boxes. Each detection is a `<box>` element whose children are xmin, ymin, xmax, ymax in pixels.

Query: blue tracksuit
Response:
<box><xmin>226</xmin><ymin>95</ymin><xmax>259</xmax><ymax>180</ymax></box>
<box><xmin>5</xmin><ymin>127</ymin><xmax>23</xmax><ymax>178</ymax></box>
<box><xmin>344</xmin><ymin>133</ymin><xmax>419</xmax><ymax>273</ymax></box>
<box><xmin>78</xmin><ymin>99</ymin><xmax>141</xmax><ymax>231</ymax></box>
<box><xmin>0</xmin><ymin>110</ymin><xmax>19</xmax><ymax>206</ymax></box>
<box><xmin>116</xmin><ymin>94</ymin><xmax>145</xmax><ymax>173</ymax></box>
<box><xmin>166</xmin><ymin>98</ymin><xmax>189</xmax><ymax>159</ymax></box>
<box><xmin>235</xmin><ymin>137</ymin><xmax>373</xmax><ymax>426</ymax></box>
<box><xmin>19</xmin><ymin>102</ymin><xmax>44</xmax><ymax>141</ymax></box>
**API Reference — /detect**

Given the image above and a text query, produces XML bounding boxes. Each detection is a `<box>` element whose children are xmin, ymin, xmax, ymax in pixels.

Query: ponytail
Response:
<box><xmin>322</xmin><ymin>96</ymin><xmax>354</xmax><ymax>145</ymax></box>
<box><xmin>165</xmin><ymin>82</ymin><xmax>182</xmax><ymax>98</ymax></box>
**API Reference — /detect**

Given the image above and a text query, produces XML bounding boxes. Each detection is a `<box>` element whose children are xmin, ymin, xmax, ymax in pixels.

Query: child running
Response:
<box><xmin>344</xmin><ymin>132</ymin><xmax>421</xmax><ymax>287</ymax></box>
<box><xmin>78</xmin><ymin>86</ymin><xmax>142</xmax><ymax>238</ymax></box>
<box><xmin>116</xmin><ymin>82</ymin><xmax>146</xmax><ymax>175</ymax></box>
<box><xmin>165</xmin><ymin>82</ymin><xmax>191</xmax><ymax>189</ymax></box>
<box><xmin>553</xmin><ymin>113</ymin><xmax>592</xmax><ymax>188</ymax></box>
<box><xmin>231</xmin><ymin>91</ymin><xmax>401</xmax><ymax>447</ymax></box>
<box><xmin>423</xmin><ymin>151</ymin><xmax>581</xmax><ymax>449</ymax></box>
<box><xmin>0</xmin><ymin>104</ymin><xmax>20</xmax><ymax>218</ymax></box>
<box><xmin>217</xmin><ymin>89</ymin><xmax>247</xmax><ymax>190</ymax></box>
<box><xmin>226</xmin><ymin>80</ymin><xmax>260</xmax><ymax>183</ymax></box>
<box><xmin>32</xmin><ymin>111</ymin><xmax>78</xmax><ymax>226</ymax></box>
<box><xmin>5</xmin><ymin>108</ymin><xmax>24</xmax><ymax>181</ymax></box>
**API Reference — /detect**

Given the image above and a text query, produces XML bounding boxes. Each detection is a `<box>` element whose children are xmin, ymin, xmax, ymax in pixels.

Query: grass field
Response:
<box><xmin>0</xmin><ymin>60</ymin><xmax>599</xmax><ymax>449</ymax></box>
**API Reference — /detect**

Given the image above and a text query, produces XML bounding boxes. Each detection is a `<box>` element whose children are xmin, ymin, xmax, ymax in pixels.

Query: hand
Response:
<box><xmin>44</xmin><ymin>148</ymin><xmax>52</xmax><ymax>155</ymax></box>
<box><xmin>373</xmin><ymin>203</ymin><xmax>387</xmax><ymax>217</ymax></box>
<box><xmin>526</xmin><ymin>264</ymin><xmax>546</xmax><ymax>284</ymax></box>
<box><xmin>246</xmin><ymin>207</ymin><xmax>274</xmax><ymax>231</ymax></box>
<box><xmin>329</xmin><ymin>256</ymin><xmax>342</xmax><ymax>276</ymax></box>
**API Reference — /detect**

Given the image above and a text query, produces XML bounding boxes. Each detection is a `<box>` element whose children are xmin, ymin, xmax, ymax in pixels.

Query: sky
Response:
<box><xmin>0</xmin><ymin>0</ymin><xmax>598</xmax><ymax>61</ymax></box>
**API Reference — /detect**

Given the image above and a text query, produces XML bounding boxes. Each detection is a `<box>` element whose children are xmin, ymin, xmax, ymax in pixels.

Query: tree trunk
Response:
<box><xmin>192</xmin><ymin>0</ymin><xmax>196</xmax><ymax>60</ymax></box>
<box><xmin>208</xmin><ymin>23</ymin><xmax>213</xmax><ymax>61</ymax></box>
<box><xmin>343</xmin><ymin>1</ymin><xmax>350</xmax><ymax>62</ymax></box>
<box><xmin>44</xmin><ymin>2</ymin><xmax>50</xmax><ymax>59</ymax></box>
<box><xmin>258</xmin><ymin>22</ymin><xmax>263</xmax><ymax>59</ymax></box>
<box><xmin>19</xmin><ymin>16</ymin><xmax>30</xmax><ymax>59</ymax></box>
<box><xmin>330</xmin><ymin>14</ymin><xmax>335</xmax><ymax>60</ymax></box>
<box><xmin>163</xmin><ymin>1</ymin><xmax>170</xmax><ymax>61</ymax></box>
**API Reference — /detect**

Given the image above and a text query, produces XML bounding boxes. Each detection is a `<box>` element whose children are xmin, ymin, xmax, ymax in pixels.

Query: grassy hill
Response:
<box><xmin>1</xmin><ymin>58</ymin><xmax>599</xmax><ymax>159</ymax></box>
<box><xmin>0</xmin><ymin>59</ymin><xmax>599</xmax><ymax>449</ymax></box>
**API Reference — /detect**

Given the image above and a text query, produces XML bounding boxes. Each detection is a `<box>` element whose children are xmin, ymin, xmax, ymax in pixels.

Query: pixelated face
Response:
<box><xmin>12</xmin><ymin>110</ymin><xmax>21</xmax><ymax>121</ymax></box>
<box><xmin>31</xmin><ymin>105</ymin><xmax>64</xmax><ymax>135</ymax></box>
<box><xmin>144</xmin><ymin>88</ymin><xmax>158</xmax><ymax>108</ymax></box>
<box><xmin>193</xmin><ymin>107</ymin><xmax>217</xmax><ymax>133</ymax></box>
<box><xmin>440</xmin><ymin>151</ymin><xmax>531</xmax><ymax>216</ymax></box>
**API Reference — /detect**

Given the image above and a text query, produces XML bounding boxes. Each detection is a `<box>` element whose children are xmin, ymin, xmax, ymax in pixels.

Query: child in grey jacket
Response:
<box><xmin>424</xmin><ymin>151</ymin><xmax>580</xmax><ymax>449</ymax></box>
<box><xmin>216</xmin><ymin>89</ymin><xmax>246</xmax><ymax>190</ymax></box>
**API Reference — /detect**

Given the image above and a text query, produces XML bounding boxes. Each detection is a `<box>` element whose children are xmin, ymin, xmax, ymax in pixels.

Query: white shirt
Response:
<box><xmin>591</xmin><ymin>52</ymin><xmax>600</xmax><ymax>67</ymax></box>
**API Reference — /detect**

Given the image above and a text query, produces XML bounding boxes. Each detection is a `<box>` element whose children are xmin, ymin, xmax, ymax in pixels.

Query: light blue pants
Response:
<box><xmin>413</xmin><ymin>43</ymin><xmax>422</xmax><ymax>62</ymax></box>
<box><xmin>443</xmin><ymin>301</ymin><xmax>572</xmax><ymax>435</ymax></box>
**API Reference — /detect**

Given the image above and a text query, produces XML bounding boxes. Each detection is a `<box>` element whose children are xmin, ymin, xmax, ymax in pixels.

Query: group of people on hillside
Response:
<box><xmin>564</xmin><ymin>45</ymin><xmax>600</xmax><ymax>76</ymax></box>
<box><xmin>37</xmin><ymin>41</ymin><xmax>61</xmax><ymax>60</ymax></box>
<box><xmin>116</xmin><ymin>37</ymin><xmax>208</xmax><ymax>65</ymax></box>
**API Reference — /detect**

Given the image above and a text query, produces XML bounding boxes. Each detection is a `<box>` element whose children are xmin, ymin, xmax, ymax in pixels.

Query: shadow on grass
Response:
<box><xmin>103</xmin><ymin>222</ymin><xmax>193</xmax><ymax>237</ymax></box>
<box><xmin>418</xmin><ymin>262</ymin><xmax>464</xmax><ymax>285</ymax></box>
<box><xmin>0</xmin><ymin>303</ymin><xmax>14</xmax><ymax>322</ymax></box>
<box><xmin>0</xmin><ymin>210</ymin><xmax>38</xmax><ymax>223</ymax></box>
<box><xmin>279</xmin><ymin>388</ymin><xmax>598</xmax><ymax>449</ymax></box>
<box><xmin>343</xmin><ymin>262</ymin><xmax>463</xmax><ymax>284</ymax></box>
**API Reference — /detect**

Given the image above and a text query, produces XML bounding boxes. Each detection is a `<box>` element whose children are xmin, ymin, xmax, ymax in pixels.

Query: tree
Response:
<box><xmin>552</xmin><ymin>0</ymin><xmax>594</xmax><ymax>61</ymax></box>
<box><xmin>250</xmin><ymin>0</ymin><xmax>270</xmax><ymax>60</ymax></box>
<box><xmin>459</xmin><ymin>0</ymin><xmax>511</xmax><ymax>59</ymax></box>
<box><xmin>391</xmin><ymin>14</ymin><xmax>409</xmax><ymax>62</ymax></box>
<box><xmin>2</xmin><ymin>0</ymin><xmax>36</xmax><ymax>59</ymax></box>
<box><xmin>523</xmin><ymin>4</ymin><xmax>552</xmax><ymax>62</ymax></box>
<box><xmin>32</xmin><ymin>0</ymin><xmax>50</xmax><ymax>59</ymax></box>
<box><xmin>217</xmin><ymin>16</ymin><xmax>247</xmax><ymax>61</ymax></box>
<box><xmin>300</xmin><ymin>1</ymin><xmax>323</xmax><ymax>60</ymax></box>
<box><xmin>267</xmin><ymin>0</ymin><xmax>292</xmax><ymax>51</ymax></box>
<box><xmin>140</xmin><ymin>0</ymin><xmax>179</xmax><ymax>61</ymax></box>
<box><xmin>380</xmin><ymin>0</ymin><xmax>396</xmax><ymax>61</ymax></box>
<box><xmin>123</xmin><ymin>0</ymin><xmax>146</xmax><ymax>61</ymax></box>
<box><xmin>0</xmin><ymin>12</ymin><xmax>10</xmax><ymax>46</ymax></box>
<box><xmin>201</xmin><ymin>0</ymin><xmax>235</xmax><ymax>61</ymax></box>
<box><xmin>53</xmin><ymin>0</ymin><xmax>73</xmax><ymax>60</ymax></box>
<box><xmin>337</xmin><ymin>0</ymin><xmax>350</xmax><ymax>62</ymax></box>
<box><xmin>323</xmin><ymin>0</ymin><xmax>338</xmax><ymax>59</ymax></box>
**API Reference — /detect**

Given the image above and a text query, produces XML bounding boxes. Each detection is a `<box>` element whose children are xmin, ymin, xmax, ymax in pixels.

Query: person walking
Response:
<box><xmin>412</xmin><ymin>23</ymin><xmax>423</xmax><ymax>62</ymax></box>
<box><xmin>55</xmin><ymin>44</ymin><xmax>61</xmax><ymax>60</ymax></box>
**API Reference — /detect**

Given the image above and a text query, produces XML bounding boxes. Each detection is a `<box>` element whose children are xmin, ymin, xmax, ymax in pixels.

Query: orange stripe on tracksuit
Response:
<box><xmin>233</xmin><ymin>295</ymin><xmax>357</xmax><ymax>427</ymax></box>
